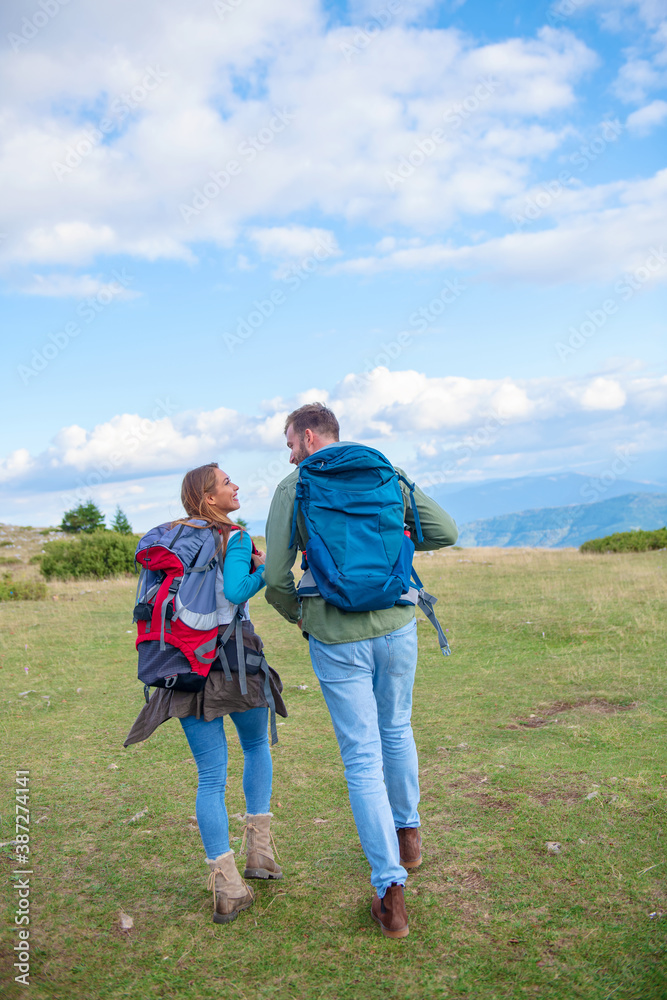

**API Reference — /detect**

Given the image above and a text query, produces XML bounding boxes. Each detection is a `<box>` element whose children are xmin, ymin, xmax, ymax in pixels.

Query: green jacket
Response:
<box><xmin>264</xmin><ymin>462</ymin><xmax>458</xmax><ymax>644</ymax></box>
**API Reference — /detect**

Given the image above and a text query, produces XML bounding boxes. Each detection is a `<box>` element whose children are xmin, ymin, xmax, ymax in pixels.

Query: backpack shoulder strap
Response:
<box><xmin>397</xmin><ymin>473</ymin><xmax>424</xmax><ymax>543</ymax></box>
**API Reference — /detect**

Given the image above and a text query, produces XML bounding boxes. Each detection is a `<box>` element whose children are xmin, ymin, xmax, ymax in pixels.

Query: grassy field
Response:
<box><xmin>1</xmin><ymin>535</ymin><xmax>666</xmax><ymax>999</ymax></box>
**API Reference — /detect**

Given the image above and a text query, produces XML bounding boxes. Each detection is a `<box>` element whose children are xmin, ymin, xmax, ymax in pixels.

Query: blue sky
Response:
<box><xmin>1</xmin><ymin>0</ymin><xmax>666</xmax><ymax>529</ymax></box>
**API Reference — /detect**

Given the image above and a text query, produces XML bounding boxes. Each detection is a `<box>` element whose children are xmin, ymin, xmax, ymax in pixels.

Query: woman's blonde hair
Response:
<box><xmin>172</xmin><ymin>462</ymin><xmax>241</xmax><ymax>556</ymax></box>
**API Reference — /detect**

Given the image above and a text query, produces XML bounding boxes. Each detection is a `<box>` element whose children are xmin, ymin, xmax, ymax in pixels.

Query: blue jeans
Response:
<box><xmin>308</xmin><ymin>618</ymin><xmax>420</xmax><ymax>896</ymax></box>
<box><xmin>180</xmin><ymin>707</ymin><xmax>272</xmax><ymax>859</ymax></box>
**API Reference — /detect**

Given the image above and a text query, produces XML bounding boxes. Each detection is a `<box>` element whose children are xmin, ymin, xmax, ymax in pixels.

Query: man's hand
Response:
<box><xmin>251</xmin><ymin>548</ymin><xmax>266</xmax><ymax>569</ymax></box>
<box><xmin>297</xmin><ymin>618</ymin><xmax>303</xmax><ymax>629</ymax></box>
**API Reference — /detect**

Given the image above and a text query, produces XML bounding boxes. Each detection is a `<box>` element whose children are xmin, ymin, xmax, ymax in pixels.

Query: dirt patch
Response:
<box><xmin>510</xmin><ymin>698</ymin><xmax>638</xmax><ymax>728</ymax></box>
<box><xmin>447</xmin><ymin>774</ymin><xmax>491</xmax><ymax>789</ymax></box>
<box><xmin>529</xmin><ymin>789</ymin><xmax>584</xmax><ymax>806</ymax></box>
<box><xmin>459</xmin><ymin>870</ymin><xmax>488</xmax><ymax>892</ymax></box>
<box><xmin>426</xmin><ymin>867</ymin><xmax>490</xmax><ymax>894</ymax></box>
<box><xmin>544</xmin><ymin>698</ymin><xmax>638</xmax><ymax>715</ymax></box>
<box><xmin>462</xmin><ymin>791</ymin><xmax>514</xmax><ymax>812</ymax></box>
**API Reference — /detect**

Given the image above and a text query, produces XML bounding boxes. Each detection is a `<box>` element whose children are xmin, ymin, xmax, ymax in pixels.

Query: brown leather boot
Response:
<box><xmin>397</xmin><ymin>826</ymin><xmax>422</xmax><ymax>868</ymax></box>
<box><xmin>371</xmin><ymin>883</ymin><xmax>409</xmax><ymax>938</ymax></box>
<box><xmin>242</xmin><ymin>813</ymin><xmax>283</xmax><ymax>880</ymax></box>
<box><xmin>206</xmin><ymin>850</ymin><xmax>254</xmax><ymax>924</ymax></box>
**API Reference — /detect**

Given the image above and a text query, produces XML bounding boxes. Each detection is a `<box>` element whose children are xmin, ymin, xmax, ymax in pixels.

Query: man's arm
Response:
<box><xmin>263</xmin><ymin>478</ymin><xmax>301</xmax><ymax>623</ymax></box>
<box><xmin>397</xmin><ymin>468</ymin><xmax>458</xmax><ymax>550</ymax></box>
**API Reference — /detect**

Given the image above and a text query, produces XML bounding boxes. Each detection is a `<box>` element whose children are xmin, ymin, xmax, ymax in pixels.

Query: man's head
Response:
<box><xmin>285</xmin><ymin>402</ymin><xmax>340</xmax><ymax>465</ymax></box>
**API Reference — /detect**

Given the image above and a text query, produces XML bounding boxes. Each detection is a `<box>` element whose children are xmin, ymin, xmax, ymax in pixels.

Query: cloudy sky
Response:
<box><xmin>1</xmin><ymin>0</ymin><xmax>666</xmax><ymax>529</ymax></box>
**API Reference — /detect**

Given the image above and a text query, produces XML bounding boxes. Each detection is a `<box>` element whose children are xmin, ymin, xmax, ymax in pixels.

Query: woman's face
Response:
<box><xmin>206</xmin><ymin>468</ymin><xmax>240</xmax><ymax>515</ymax></box>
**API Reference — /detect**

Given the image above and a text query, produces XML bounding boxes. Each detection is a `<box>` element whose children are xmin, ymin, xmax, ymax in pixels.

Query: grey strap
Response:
<box><xmin>215</xmin><ymin>610</ymin><xmax>247</xmax><ymax>690</ymax></box>
<box><xmin>216</xmin><ymin>616</ymin><xmax>237</xmax><ymax>682</ymax></box>
<box><xmin>417</xmin><ymin>589</ymin><xmax>451</xmax><ymax>656</ymax></box>
<box><xmin>235</xmin><ymin>615</ymin><xmax>247</xmax><ymax>695</ymax></box>
<box><xmin>216</xmin><ymin>641</ymin><xmax>233</xmax><ymax>682</ymax></box>
<box><xmin>134</xmin><ymin>566</ymin><xmax>146</xmax><ymax>605</ymax></box>
<box><xmin>159</xmin><ymin>577</ymin><xmax>181</xmax><ymax>650</ymax></box>
<box><xmin>194</xmin><ymin>636</ymin><xmax>218</xmax><ymax>664</ymax></box>
<box><xmin>259</xmin><ymin>655</ymin><xmax>278</xmax><ymax>746</ymax></box>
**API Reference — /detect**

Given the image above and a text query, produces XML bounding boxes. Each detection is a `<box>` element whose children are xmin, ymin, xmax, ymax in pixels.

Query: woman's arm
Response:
<box><xmin>222</xmin><ymin>530</ymin><xmax>266</xmax><ymax>605</ymax></box>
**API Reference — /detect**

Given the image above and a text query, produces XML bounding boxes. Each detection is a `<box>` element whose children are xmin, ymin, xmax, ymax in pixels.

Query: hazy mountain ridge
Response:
<box><xmin>425</xmin><ymin>472</ymin><xmax>667</xmax><ymax>525</ymax></box>
<box><xmin>456</xmin><ymin>492</ymin><xmax>667</xmax><ymax>549</ymax></box>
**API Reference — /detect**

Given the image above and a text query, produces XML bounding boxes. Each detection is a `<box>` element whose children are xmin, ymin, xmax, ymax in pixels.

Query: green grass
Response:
<box><xmin>1</xmin><ymin>547</ymin><xmax>666</xmax><ymax>999</ymax></box>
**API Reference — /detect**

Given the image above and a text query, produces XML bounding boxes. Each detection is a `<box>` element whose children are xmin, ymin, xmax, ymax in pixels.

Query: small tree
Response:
<box><xmin>235</xmin><ymin>518</ymin><xmax>248</xmax><ymax>528</ymax></box>
<box><xmin>60</xmin><ymin>501</ymin><xmax>106</xmax><ymax>534</ymax></box>
<box><xmin>110</xmin><ymin>506</ymin><xmax>133</xmax><ymax>534</ymax></box>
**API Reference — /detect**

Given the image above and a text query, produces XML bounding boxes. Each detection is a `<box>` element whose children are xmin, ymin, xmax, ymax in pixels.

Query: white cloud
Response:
<box><xmin>580</xmin><ymin>377</ymin><xmax>627</xmax><ymax>409</ymax></box>
<box><xmin>2</xmin><ymin>368</ymin><xmax>665</xmax><ymax>493</ymax></box>
<box><xmin>0</xmin><ymin>6</ymin><xmax>599</xmax><ymax>269</ymax></box>
<box><xmin>19</xmin><ymin>272</ymin><xmax>140</xmax><ymax>299</ymax></box>
<box><xmin>336</xmin><ymin>169</ymin><xmax>667</xmax><ymax>284</ymax></box>
<box><xmin>249</xmin><ymin>225</ymin><xmax>340</xmax><ymax>260</ymax></box>
<box><xmin>613</xmin><ymin>55</ymin><xmax>666</xmax><ymax>103</ymax></box>
<box><xmin>626</xmin><ymin>98</ymin><xmax>667</xmax><ymax>133</ymax></box>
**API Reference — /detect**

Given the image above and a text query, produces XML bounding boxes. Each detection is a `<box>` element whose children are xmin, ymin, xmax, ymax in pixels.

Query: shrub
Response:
<box><xmin>60</xmin><ymin>501</ymin><xmax>106</xmax><ymax>533</ymax></box>
<box><xmin>0</xmin><ymin>540</ymin><xmax>13</xmax><ymax>547</ymax></box>
<box><xmin>0</xmin><ymin>555</ymin><xmax>21</xmax><ymax>565</ymax></box>
<box><xmin>0</xmin><ymin>573</ymin><xmax>47</xmax><ymax>601</ymax></box>
<box><xmin>40</xmin><ymin>531</ymin><xmax>140</xmax><ymax>580</ymax></box>
<box><xmin>580</xmin><ymin>527</ymin><xmax>667</xmax><ymax>553</ymax></box>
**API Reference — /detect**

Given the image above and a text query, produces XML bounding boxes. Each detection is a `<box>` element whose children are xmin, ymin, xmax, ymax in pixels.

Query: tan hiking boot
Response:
<box><xmin>206</xmin><ymin>850</ymin><xmax>254</xmax><ymax>924</ymax></box>
<box><xmin>397</xmin><ymin>826</ymin><xmax>422</xmax><ymax>868</ymax></box>
<box><xmin>371</xmin><ymin>884</ymin><xmax>409</xmax><ymax>938</ymax></box>
<box><xmin>242</xmin><ymin>813</ymin><xmax>283</xmax><ymax>879</ymax></box>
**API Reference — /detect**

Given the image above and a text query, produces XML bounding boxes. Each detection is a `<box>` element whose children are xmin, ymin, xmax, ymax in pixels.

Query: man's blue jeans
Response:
<box><xmin>180</xmin><ymin>708</ymin><xmax>272</xmax><ymax>859</ymax></box>
<box><xmin>308</xmin><ymin>618</ymin><xmax>420</xmax><ymax>896</ymax></box>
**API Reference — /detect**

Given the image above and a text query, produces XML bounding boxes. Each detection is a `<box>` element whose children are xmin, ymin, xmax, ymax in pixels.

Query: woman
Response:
<box><xmin>124</xmin><ymin>462</ymin><xmax>286</xmax><ymax>925</ymax></box>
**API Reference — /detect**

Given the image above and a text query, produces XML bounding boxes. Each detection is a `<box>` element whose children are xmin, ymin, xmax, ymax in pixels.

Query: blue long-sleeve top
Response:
<box><xmin>220</xmin><ymin>529</ymin><xmax>266</xmax><ymax>606</ymax></box>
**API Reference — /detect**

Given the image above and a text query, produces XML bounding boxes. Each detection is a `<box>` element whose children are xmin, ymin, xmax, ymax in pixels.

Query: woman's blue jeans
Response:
<box><xmin>308</xmin><ymin>618</ymin><xmax>420</xmax><ymax>896</ymax></box>
<box><xmin>180</xmin><ymin>707</ymin><xmax>272</xmax><ymax>859</ymax></box>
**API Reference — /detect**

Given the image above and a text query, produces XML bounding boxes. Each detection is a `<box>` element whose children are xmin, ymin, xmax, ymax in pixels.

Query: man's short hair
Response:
<box><xmin>284</xmin><ymin>402</ymin><xmax>340</xmax><ymax>440</ymax></box>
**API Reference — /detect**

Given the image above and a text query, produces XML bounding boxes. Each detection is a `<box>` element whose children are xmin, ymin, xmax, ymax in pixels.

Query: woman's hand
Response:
<box><xmin>251</xmin><ymin>548</ymin><xmax>266</xmax><ymax>568</ymax></box>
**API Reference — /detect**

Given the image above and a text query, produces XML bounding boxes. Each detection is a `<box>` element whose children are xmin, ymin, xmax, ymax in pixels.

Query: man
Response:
<box><xmin>264</xmin><ymin>402</ymin><xmax>458</xmax><ymax>937</ymax></box>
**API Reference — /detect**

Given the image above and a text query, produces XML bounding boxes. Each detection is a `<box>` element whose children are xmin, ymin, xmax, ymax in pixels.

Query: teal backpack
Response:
<box><xmin>289</xmin><ymin>442</ymin><xmax>450</xmax><ymax>654</ymax></box>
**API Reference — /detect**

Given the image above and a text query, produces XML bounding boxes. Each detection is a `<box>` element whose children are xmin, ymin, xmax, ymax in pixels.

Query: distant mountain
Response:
<box><xmin>457</xmin><ymin>493</ymin><xmax>667</xmax><ymax>548</ymax></box>
<box><xmin>426</xmin><ymin>473</ymin><xmax>667</xmax><ymax>525</ymax></box>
